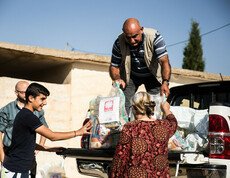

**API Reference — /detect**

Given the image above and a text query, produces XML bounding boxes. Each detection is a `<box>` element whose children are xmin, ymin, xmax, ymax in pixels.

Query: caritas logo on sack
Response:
<box><xmin>99</xmin><ymin>97</ymin><xmax>119</xmax><ymax>124</ymax></box>
<box><xmin>104</xmin><ymin>100</ymin><xmax>114</xmax><ymax>112</ymax></box>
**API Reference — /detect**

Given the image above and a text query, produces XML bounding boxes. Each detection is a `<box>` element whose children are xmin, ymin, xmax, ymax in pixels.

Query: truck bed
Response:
<box><xmin>56</xmin><ymin>148</ymin><xmax>216</xmax><ymax>177</ymax></box>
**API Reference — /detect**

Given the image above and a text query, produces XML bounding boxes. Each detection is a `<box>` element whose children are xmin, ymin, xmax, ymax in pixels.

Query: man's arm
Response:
<box><xmin>34</xmin><ymin>135</ymin><xmax>47</xmax><ymax>156</ymax></box>
<box><xmin>109</xmin><ymin>65</ymin><xmax>126</xmax><ymax>89</ymax></box>
<box><xmin>110</xmin><ymin>38</ymin><xmax>126</xmax><ymax>89</ymax></box>
<box><xmin>39</xmin><ymin>135</ymin><xmax>46</xmax><ymax>145</ymax></box>
<box><xmin>37</xmin><ymin>112</ymin><xmax>47</xmax><ymax>146</ymax></box>
<box><xmin>0</xmin><ymin>132</ymin><xmax>5</xmax><ymax>163</ymax></box>
<box><xmin>35</xmin><ymin>143</ymin><xmax>63</xmax><ymax>152</ymax></box>
<box><xmin>0</xmin><ymin>109</ymin><xmax>9</xmax><ymax>164</ymax></box>
<box><xmin>34</xmin><ymin>110</ymin><xmax>48</xmax><ymax>155</ymax></box>
<box><xmin>158</xmin><ymin>55</ymin><xmax>171</xmax><ymax>97</ymax></box>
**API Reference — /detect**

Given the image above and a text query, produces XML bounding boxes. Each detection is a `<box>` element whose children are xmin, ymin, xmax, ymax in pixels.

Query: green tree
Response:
<box><xmin>182</xmin><ymin>20</ymin><xmax>205</xmax><ymax>71</ymax></box>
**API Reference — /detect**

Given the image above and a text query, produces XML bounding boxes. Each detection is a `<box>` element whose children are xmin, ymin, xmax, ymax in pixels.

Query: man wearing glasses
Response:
<box><xmin>109</xmin><ymin>18</ymin><xmax>171</xmax><ymax>117</ymax></box>
<box><xmin>0</xmin><ymin>81</ymin><xmax>48</xmax><ymax>178</ymax></box>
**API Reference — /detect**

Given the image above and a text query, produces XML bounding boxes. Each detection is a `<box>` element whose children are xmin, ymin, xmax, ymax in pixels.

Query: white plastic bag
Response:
<box><xmin>107</xmin><ymin>82</ymin><xmax>129</xmax><ymax>125</ymax></box>
<box><xmin>170</xmin><ymin>106</ymin><xmax>208</xmax><ymax>134</ymax></box>
<box><xmin>150</xmin><ymin>93</ymin><xmax>163</xmax><ymax>119</ymax></box>
<box><xmin>169</xmin><ymin>106</ymin><xmax>209</xmax><ymax>151</ymax></box>
<box><xmin>150</xmin><ymin>93</ymin><xmax>166</xmax><ymax>119</ymax></box>
<box><xmin>184</xmin><ymin>133</ymin><xmax>208</xmax><ymax>151</ymax></box>
<box><xmin>89</xmin><ymin>82</ymin><xmax>128</xmax><ymax>149</ymax></box>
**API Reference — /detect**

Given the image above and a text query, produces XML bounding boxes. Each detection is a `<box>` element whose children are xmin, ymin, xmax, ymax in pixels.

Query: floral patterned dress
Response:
<box><xmin>110</xmin><ymin>114</ymin><xmax>177</xmax><ymax>178</ymax></box>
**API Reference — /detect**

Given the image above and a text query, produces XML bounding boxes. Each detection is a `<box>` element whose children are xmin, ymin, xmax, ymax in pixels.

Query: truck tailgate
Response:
<box><xmin>56</xmin><ymin>148</ymin><xmax>206</xmax><ymax>161</ymax></box>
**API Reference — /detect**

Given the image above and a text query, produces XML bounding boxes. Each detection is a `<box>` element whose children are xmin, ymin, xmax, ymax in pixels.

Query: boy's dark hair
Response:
<box><xmin>26</xmin><ymin>83</ymin><xmax>50</xmax><ymax>103</ymax></box>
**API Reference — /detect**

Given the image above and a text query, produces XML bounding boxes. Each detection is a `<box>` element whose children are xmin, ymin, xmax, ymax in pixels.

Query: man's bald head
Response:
<box><xmin>15</xmin><ymin>81</ymin><xmax>29</xmax><ymax>91</ymax></box>
<box><xmin>122</xmin><ymin>18</ymin><xmax>141</xmax><ymax>33</ymax></box>
<box><xmin>15</xmin><ymin>81</ymin><xmax>29</xmax><ymax>103</ymax></box>
<box><xmin>122</xmin><ymin>18</ymin><xmax>143</xmax><ymax>47</ymax></box>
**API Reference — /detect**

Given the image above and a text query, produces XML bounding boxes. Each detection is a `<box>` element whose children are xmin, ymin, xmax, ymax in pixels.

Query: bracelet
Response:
<box><xmin>74</xmin><ymin>130</ymin><xmax>77</xmax><ymax>137</ymax></box>
<box><xmin>162</xmin><ymin>79</ymin><xmax>169</xmax><ymax>84</ymax></box>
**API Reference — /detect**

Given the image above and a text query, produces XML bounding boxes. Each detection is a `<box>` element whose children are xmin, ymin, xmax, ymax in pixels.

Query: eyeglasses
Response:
<box><xmin>16</xmin><ymin>90</ymin><xmax>26</xmax><ymax>94</ymax></box>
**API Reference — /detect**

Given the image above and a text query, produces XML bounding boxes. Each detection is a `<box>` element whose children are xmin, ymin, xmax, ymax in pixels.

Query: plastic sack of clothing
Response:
<box><xmin>89</xmin><ymin>82</ymin><xmax>128</xmax><ymax>149</ymax></box>
<box><xmin>168</xmin><ymin>130</ymin><xmax>190</xmax><ymax>151</ymax></box>
<box><xmin>168</xmin><ymin>106</ymin><xmax>209</xmax><ymax>151</ymax></box>
<box><xmin>150</xmin><ymin>93</ymin><xmax>166</xmax><ymax>119</ymax></box>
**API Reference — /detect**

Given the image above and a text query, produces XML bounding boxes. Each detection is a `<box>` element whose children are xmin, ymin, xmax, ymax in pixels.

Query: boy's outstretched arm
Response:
<box><xmin>35</xmin><ymin>120</ymin><xmax>92</xmax><ymax>141</ymax></box>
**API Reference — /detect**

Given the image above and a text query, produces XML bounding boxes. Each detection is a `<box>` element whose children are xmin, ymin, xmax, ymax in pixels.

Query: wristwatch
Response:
<box><xmin>162</xmin><ymin>79</ymin><xmax>170</xmax><ymax>85</ymax></box>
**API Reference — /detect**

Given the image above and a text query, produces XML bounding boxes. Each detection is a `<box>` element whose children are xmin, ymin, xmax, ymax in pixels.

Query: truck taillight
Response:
<box><xmin>209</xmin><ymin>114</ymin><xmax>230</xmax><ymax>159</ymax></box>
<box><xmin>209</xmin><ymin>115</ymin><xmax>229</xmax><ymax>132</ymax></box>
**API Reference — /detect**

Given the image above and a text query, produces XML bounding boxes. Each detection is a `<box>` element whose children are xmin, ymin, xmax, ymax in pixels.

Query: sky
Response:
<box><xmin>0</xmin><ymin>0</ymin><xmax>230</xmax><ymax>76</ymax></box>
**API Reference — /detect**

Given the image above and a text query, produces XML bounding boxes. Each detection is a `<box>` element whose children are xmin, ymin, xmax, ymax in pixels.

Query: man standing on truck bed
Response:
<box><xmin>109</xmin><ymin>18</ymin><xmax>171</xmax><ymax>115</ymax></box>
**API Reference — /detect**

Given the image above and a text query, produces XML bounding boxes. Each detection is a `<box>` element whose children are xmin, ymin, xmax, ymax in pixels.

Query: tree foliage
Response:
<box><xmin>182</xmin><ymin>20</ymin><xmax>205</xmax><ymax>71</ymax></box>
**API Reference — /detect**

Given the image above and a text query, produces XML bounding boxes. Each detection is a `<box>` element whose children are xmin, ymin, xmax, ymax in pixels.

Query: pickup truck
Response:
<box><xmin>57</xmin><ymin>81</ymin><xmax>230</xmax><ymax>178</ymax></box>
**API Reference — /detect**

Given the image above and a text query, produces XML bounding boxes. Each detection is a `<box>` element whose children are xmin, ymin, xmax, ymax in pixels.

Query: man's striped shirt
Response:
<box><xmin>111</xmin><ymin>31</ymin><xmax>168</xmax><ymax>77</ymax></box>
